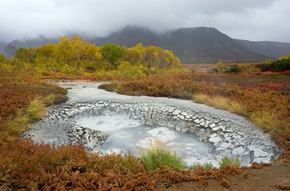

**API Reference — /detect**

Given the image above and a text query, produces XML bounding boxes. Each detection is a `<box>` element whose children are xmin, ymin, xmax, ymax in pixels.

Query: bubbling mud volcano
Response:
<box><xmin>24</xmin><ymin>80</ymin><xmax>279</xmax><ymax>167</ymax></box>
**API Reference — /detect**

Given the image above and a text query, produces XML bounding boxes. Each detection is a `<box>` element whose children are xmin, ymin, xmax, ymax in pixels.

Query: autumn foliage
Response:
<box><xmin>101</xmin><ymin>73</ymin><xmax>290</xmax><ymax>144</ymax></box>
<box><xmin>0</xmin><ymin>138</ymin><xmax>247</xmax><ymax>190</ymax></box>
<box><xmin>0</xmin><ymin>36</ymin><xmax>185</xmax><ymax>79</ymax></box>
<box><xmin>1</xmin><ymin>40</ymin><xmax>290</xmax><ymax>189</ymax></box>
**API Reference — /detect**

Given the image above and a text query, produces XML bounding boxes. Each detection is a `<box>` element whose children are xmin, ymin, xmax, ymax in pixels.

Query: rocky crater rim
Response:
<box><xmin>25</xmin><ymin>98</ymin><xmax>279</xmax><ymax>167</ymax></box>
<box><xmin>24</xmin><ymin>81</ymin><xmax>280</xmax><ymax>167</ymax></box>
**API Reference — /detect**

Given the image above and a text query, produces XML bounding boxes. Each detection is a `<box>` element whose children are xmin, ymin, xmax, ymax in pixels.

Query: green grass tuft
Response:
<box><xmin>138</xmin><ymin>139</ymin><xmax>187</xmax><ymax>171</ymax></box>
<box><xmin>27</xmin><ymin>98</ymin><xmax>46</xmax><ymax>121</ymax></box>
<box><xmin>219</xmin><ymin>156</ymin><xmax>240</xmax><ymax>167</ymax></box>
<box><xmin>42</xmin><ymin>94</ymin><xmax>56</xmax><ymax>106</ymax></box>
<box><xmin>191</xmin><ymin>162</ymin><xmax>214</xmax><ymax>170</ymax></box>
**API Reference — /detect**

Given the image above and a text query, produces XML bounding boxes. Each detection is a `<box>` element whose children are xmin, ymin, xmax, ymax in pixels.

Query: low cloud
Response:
<box><xmin>0</xmin><ymin>0</ymin><xmax>289</xmax><ymax>42</ymax></box>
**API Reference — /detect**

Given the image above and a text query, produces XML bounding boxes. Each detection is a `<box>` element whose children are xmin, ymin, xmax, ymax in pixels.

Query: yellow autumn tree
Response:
<box><xmin>278</xmin><ymin>55</ymin><xmax>290</xmax><ymax>60</ymax></box>
<box><xmin>54</xmin><ymin>35</ymin><xmax>74</xmax><ymax>65</ymax></box>
<box><xmin>0</xmin><ymin>53</ymin><xmax>6</xmax><ymax>62</ymax></box>
<box><xmin>143</xmin><ymin>46</ymin><xmax>160</xmax><ymax>68</ymax></box>
<box><xmin>143</xmin><ymin>46</ymin><xmax>181</xmax><ymax>69</ymax></box>
<box><xmin>36</xmin><ymin>44</ymin><xmax>56</xmax><ymax>59</ymax></box>
<box><xmin>216</xmin><ymin>62</ymin><xmax>226</xmax><ymax>72</ymax></box>
<box><xmin>84</xmin><ymin>43</ymin><xmax>99</xmax><ymax>60</ymax></box>
<box><xmin>70</xmin><ymin>36</ymin><xmax>88</xmax><ymax>62</ymax></box>
<box><xmin>124</xmin><ymin>43</ymin><xmax>144</xmax><ymax>65</ymax></box>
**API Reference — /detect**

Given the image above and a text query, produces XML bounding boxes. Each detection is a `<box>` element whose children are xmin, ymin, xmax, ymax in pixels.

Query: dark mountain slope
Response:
<box><xmin>4</xmin><ymin>37</ymin><xmax>58</xmax><ymax>58</ymax></box>
<box><xmin>164</xmin><ymin>27</ymin><xmax>267</xmax><ymax>63</ymax></box>
<box><xmin>235</xmin><ymin>39</ymin><xmax>290</xmax><ymax>59</ymax></box>
<box><xmin>0</xmin><ymin>41</ymin><xmax>6</xmax><ymax>56</ymax></box>
<box><xmin>3</xmin><ymin>26</ymin><xmax>281</xmax><ymax>63</ymax></box>
<box><xmin>91</xmin><ymin>26</ymin><xmax>268</xmax><ymax>63</ymax></box>
<box><xmin>91</xmin><ymin>26</ymin><xmax>165</xmax><ymax>47</ymax></box>
<box><xmin>8</xmin><ymin>37</ymin><xmax>58</xmax><ymax>49</ymax></box>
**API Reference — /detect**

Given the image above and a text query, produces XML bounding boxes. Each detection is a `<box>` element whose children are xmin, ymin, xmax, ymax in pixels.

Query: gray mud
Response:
<box><xmin>24</xmin><ymin>80</ymin><xmax>279</xmax><ymax>167</ymax></box>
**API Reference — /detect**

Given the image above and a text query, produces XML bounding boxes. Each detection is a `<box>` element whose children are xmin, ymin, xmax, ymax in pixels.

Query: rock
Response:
<box><xmin>253</xmin><ymin>158</ymin><xmax>264</xmax><ymax>163</ymax></box>
<box><xmin>223</xmin><ymin>129</ymin><xmax>233</xmax><ymax>133</ymax></box>
<box><xmin>173</xmin><ymin>110</ymin><xmax>181</xmax><ymax>115</ymax></box>
<box><xmin>233</xmin><ymin>134</ymin><xmax>241</xmax><ymax>139</ymax></box>
<box><xmin>194</xmin><ymin>119</ymin><xmax>200</xmax><ymax>123</ymax></box>
<box><xmin>212</xmin><ymin>126</ymin><xmax>221</xmax><ymax>132</ymax></box>
<box><xmin>253</xmin><ymin>148</ymin><xmax>269</xmax><ymax>158</ymax></box>
<box><xmin>240</xmin><ymin>152</ymin><xmax>251</xmax><ymax>166</ymax></box>
<box><xmin>68</xmin><ymin>125</ymin><xmax>109</xmax><ymax>152</ymax></box>
<box><xmin>209</xmin><ymin>135</ymin><xmax>222</xmax><ymax>144</ymax></box>
<box><xmin>216</xmin><ymin>147</ymin><xmax>226</xmax><ymax>152</ymax></box>
<box><xmin>199</xmin><ymin>128</ymin><xmax>205</xmax><ymax>132</ymax></box>
<box><xmin>260</xmin><ymin>155</ymin><xmax>274</xmax><ymax>163</ymax></box>
<box><xmin>181</xmin><ymin>112</ymin><xmax>188</xmax><ymax>116</ymax></box>
<box><xmin>179</xmin><ymin>115</ymin><xmax>185</xmax><ymax>120</ymax></box>
<box><xmin>232</xmin><ymin>147</ymin><xmax>245</xmax><ymax>155</ymax></box>
<box><xmin>219</xmin><ymin>142</ymin><xmax>231</xmax><ymax>149</ymax></box>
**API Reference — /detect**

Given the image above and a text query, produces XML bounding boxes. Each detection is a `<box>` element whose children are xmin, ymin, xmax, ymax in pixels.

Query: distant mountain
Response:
<box><xmin>163</xmin><ymin>27</ymin><xmax>267</xmax><ymax>63</ymax></box>
<box><xmin>4</xmin><ymin>35</ymin><xmax>96</xmax><ymax>58</ymax></box>
<box><xmin>0</xmin><ymin>41</ymin><xmax>6</xmax><ymax>56</ymax></box>
<box><xmin>235</xmin><ymin>39</ymin><xmax>290</xmax><ymax>59</ymax></box>
<box><xmin>8</xmin><ymin>37</ymin><xmax>58</xmax><ymax>49</ymax></box>
<box><xmin>3</xmin><ymin>37</ymin><xmax>58</xmax><ymax>58</ymax></box>
<box><xmin>91</xmin><ymin>26</ymin><xmax>165</xmax><ymax>47</ymax></box>
<box><xmin>6</xmin><ymin>26</ymin><xmax>290</xmax><ymax>63</ymax></box>
<box><xmin>91</xmin><ymin>26</ymin><xmax>268</xmax><ymax>63</ymax></box>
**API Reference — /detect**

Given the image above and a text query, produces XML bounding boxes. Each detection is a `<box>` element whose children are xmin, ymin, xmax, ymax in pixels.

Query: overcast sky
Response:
<box><xmin>0</xmin><ymin>0</ymin><xmax>289</xmax><ymax>43</ymax></box>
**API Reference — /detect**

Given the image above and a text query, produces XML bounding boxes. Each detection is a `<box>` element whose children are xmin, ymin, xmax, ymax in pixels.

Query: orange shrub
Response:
<box><xmin>103</xmin><ymin>73</ymin><xmax>290</xmax><ymax>144</ymax></box>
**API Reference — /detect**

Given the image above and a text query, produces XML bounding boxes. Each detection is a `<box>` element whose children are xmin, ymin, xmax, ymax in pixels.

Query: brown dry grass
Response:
<box><xmin>1</xmin><ymin>70</ymin><xmax>290</xmax><ymax>190</ymax></box>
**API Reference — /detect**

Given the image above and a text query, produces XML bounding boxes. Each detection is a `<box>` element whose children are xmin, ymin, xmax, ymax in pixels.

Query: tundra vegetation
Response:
<box><xmin>0</xmin><ymin>36</ymin><xmax>290</xmax><ymax>190</ymax></box>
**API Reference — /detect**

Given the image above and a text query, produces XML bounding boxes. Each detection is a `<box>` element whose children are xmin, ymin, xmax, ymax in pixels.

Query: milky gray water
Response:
<box><xmin>76</xmin><ymin>114</ymin><xmax>210</xmax><ymax>158</ymax></box>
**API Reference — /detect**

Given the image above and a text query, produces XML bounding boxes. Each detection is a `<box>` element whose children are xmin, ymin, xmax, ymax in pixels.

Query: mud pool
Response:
<box><xmin>24</xmin><ymin>80</ymin><xmax>279</xmax><ymax>167</ymax></box>
<box><xmin>76</xmin><ymin>114</ymin><xmax>210</xmax><ymax>159</ymax></box>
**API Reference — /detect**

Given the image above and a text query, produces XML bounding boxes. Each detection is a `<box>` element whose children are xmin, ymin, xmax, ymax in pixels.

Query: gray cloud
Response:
<box><xmin>0</xmin><ymin>0</ymin><xmax>289</xmax><ymax>42</ymax></box>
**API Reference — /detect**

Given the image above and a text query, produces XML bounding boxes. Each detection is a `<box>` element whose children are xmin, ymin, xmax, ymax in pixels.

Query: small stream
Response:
<box><xmin>24</xmin><ymin>80</ymin><xmax>279</xmax><ymax>167</ymax></box>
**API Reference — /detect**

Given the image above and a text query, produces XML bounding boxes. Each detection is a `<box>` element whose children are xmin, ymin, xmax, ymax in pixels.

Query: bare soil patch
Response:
<box><xmin>157</xmin><ymin>159</ymin><xmax>290</xmax><ymax>191</ymax></box>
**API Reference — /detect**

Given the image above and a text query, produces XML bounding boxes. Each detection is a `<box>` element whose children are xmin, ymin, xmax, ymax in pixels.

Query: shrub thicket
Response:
<box><xmin>274</xmin><ymin>59</ymin><xmax>290</xmax><ymax>72</ymax></box>
<box><xmin>225</xmin><ymin>65</ymin><xmax>242</xmax><ymax>73</ymax></box>
<box><xmin>103</xmin><ymin>73</ymin><xmax>290</xmax><ymax>144</ymax></box>
<box><xmin>1</xmin><ymin>36</ymin><xmax>184</xmax><ymax>78</ymax></box>
<box><xmin>256</xmin><ymin>58</ymin><xmax>290</xmax><ymax>72</ymax></box>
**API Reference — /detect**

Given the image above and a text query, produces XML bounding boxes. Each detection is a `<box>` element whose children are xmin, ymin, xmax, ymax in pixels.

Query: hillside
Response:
<box><xmin>91</xmin><ymin>26</ymin><xmax>268</xmax><ymax>63</ymax></box>
<box><xmin>0</xmin><ymin>41</ymin><xmax>6</xmax><ymax>56</ymax></box>
<box><xmin>5</xmin><ymin>26</ymin><xmax>290</xmax><ymax>62</ymax></box>
<box><xmin>8</xmin><ymin>37</ymin><xmax>58</xmax><ymax>49</ymax></box>
<box><xmin>235</xmin><ymin>39</ymin><xmax>290</xmax><ymax>59</ymax></box>
<box><xmin>92</xmin><ymin>26</ymin><xmax>165</xmax><ymax>47</ymax></box>
<box><xmin>2</xmin><ymin>37</ymin><xmax>58</xmax><ymax>58</ymax></box>
<box><xmin>163</xmin><ymin>27</ymin><xmax>267</xmax><ymax>63</ymax></box>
